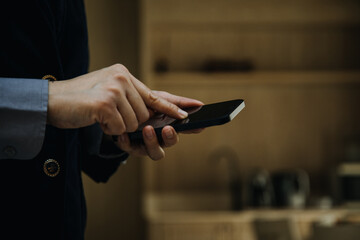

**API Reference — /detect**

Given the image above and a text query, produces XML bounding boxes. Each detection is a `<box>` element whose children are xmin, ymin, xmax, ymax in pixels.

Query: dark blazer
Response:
<box><xmin>0</xmin><ymin>1</ymin><xmax>127</xmax><ymax>239</ymax></box>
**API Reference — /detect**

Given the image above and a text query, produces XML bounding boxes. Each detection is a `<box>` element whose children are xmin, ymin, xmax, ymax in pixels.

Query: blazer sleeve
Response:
<box><xmin>0</xmin><ymin>78</ymin><xmax>48</xmax><ymax>159</ymax></box>
<box><xmin>80</xmin><ymin>123</ymin><xmax>129</xmax><ymax>183</ymax></box>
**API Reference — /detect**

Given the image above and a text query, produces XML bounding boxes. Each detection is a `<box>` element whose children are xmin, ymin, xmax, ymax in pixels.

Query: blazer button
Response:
<box><xmin>3</xmin><ymin>146</ymin><xmax>17</xmax><ymax>158</ymax></box>
<box><xmin>43</xmin><ymin>159</ymin><xmax>60</xmax><ymax>177</ymax></box>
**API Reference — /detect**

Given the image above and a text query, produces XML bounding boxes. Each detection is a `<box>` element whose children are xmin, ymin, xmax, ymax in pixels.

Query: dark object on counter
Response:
<box><xmin>203</xmin><ymin>59</ymin><xmax>254</xmax><ymax>72</ymax></box>
<box><xmin>340</xmin><ymin>176</ymin><xmax>360</xmax><ymax>202</ymax></box>
<box><xmin>337</xmin><ymin>163</ymin><xmax>360</xmax><ymax>207</ymax></box>
<box><xmin>230</xmin><ymin>179</ymin><xmax>243</xmax><ymax>211</ymax></box>
<box><xmin>343</xmin><ymin>134</ymin><xmax>360</xmax><ymax>162</ymax></box>
<box><xmin>248</xmin><ymin>169</ymin><xmax>274</xmax><ymax>207</ymax></box>
<box><xmin>209</xmin><ymin>146</ymin><xmax>243</xmax><ymax>211</ymax></box>
<box><xmin>272</xmin><ymin>169</ymin><xmax>309</xmax><ymax>208</ymax></box>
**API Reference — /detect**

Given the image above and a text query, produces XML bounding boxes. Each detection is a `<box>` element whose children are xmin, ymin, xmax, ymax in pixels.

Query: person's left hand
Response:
<box><xmin>114</xmin><ymin>91</ymin><xmax>204</xmax><ymax>160</ymax></box>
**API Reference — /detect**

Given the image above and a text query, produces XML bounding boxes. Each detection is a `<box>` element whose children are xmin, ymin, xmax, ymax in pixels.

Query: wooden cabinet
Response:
<box><xmin>139</xmin><ymin>1</ymin><xmax>360</xmax><ymax>239</ymax></box>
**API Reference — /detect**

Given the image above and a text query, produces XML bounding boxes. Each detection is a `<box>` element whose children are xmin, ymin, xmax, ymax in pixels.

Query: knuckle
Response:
<box><xmin>114</xmin><ymin>74</ymin><xmax>131</xmax><ymax>87</ymax></box>
<box><xmin>106</xmin><ymin>85</ymin><xmax>122</xmax><ymax>96</ymax></box>
<box><xmin>94</xmin><ymin>99</ymin><xmax>111</xmax><ymax>112</ymax></box>
<box><xmin>147</xmin><ymin>91</ymin><xmax>160</xmax><ymax>106</ymax></box>
<box><xmin>109</xmin><ymin>64</ymin><xmax>131</xmax><ymax>84</ymax></box>
<box><xmin>112</xmin><ymin>63</ymin><xmax>128</xmax><ymax>73</ymax></box>
<box><xmin>167</xmin><ymin>102</ymin><xmax>178</xmax><ymax>112</ymax></box>
<box><xmin>96</xmin><ymin>93</ymin><xmax>115</xmax><ymax>109</ymax></box>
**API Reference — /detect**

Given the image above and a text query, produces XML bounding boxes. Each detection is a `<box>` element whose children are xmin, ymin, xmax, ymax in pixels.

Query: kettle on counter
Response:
<box><xmin>247</xmin><ymin>168</ymin><xmax>310</xmax><ymax>209</ymax></box>
<box><xmin>247</xmin><ymin>169</ymin><xmax>275</xmax><ymax>208</ymax></box>
<box><xmin>271</xmin><ymin>169</ymin><xmax>310</xmax><ymax>208</ymax></box>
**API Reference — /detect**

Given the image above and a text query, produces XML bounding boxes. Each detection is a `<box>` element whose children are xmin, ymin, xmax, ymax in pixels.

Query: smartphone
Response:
<box><xmin>123</xmin><ymin>99</ymin><xmax>245</xmax><ymax>144</ymax></box>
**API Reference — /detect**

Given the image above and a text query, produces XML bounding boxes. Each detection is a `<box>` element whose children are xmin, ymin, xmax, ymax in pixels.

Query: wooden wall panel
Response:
<box><xmin>150</xmin><ymin>27</ymin><xmax>360</xmax><ymax>71</ymax></box>
<box><xmin>144</xmin><ymin>74</ymin><xmax>360</xmax><ymax>198</ymax></box>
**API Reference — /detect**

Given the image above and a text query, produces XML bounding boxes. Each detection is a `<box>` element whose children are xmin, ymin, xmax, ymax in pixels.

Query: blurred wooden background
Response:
<box><xmin>82</xmin><ymin>0</ymin><xmax>360</xmax><ymax>239</ymax></box>
<box><xmin>141</xmin><ymin>0</ymin><xmax>360</xmax><ymax>195</ymax></box>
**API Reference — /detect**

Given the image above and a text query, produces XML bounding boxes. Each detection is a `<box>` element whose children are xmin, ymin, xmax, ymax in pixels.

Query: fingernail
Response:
<box><xmin>165</xmin><ymin>128</ymin><xmax>174</xmax><ymax>139</ymax></box>
<box><xmin>145</xmin><ymin>128</ymin><xmax>154</xmax><ymax>139</ymax></box>
<box><xmin>178</xmin><ymin>109</ymin><xmax>188</xmax><ymax>118</ymax></box>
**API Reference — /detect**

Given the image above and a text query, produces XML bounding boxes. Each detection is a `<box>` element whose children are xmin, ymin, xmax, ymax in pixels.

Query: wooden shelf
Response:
<box><xmin>149</xmin><ymin>71</ymin><xmax>360</xmax><ymax>87</ymax></box>
<box><xmin>147</xmin><ymin>208</ymin><xmax>356</xmax><ymax>224</ymax></box>
<box><xmin>148</xmin><ymin>1</ymin><xmax>360</xmax><ymax>26</ymax></box>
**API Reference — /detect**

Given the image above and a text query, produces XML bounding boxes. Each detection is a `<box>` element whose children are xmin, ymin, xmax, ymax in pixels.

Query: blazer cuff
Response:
<box><xmin>82</xmin><ymin>152</ymin><xmax>129</xmax><ymax>183</ymax></box>
<box><xmin>80</xmin><ymin>123</ymin><xmax>129</xmax><ymax>159</ymax></box>
<box><xmin>80</xmin><ymin>124</ymin><xmax>129</xmax><ymax>182</ymax></box>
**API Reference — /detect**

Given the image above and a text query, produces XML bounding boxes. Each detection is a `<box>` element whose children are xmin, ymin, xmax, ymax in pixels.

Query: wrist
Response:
<box><xmin>47</xmin><ymin>80</ymin><xmax>67</xmax><ymax>126</ymax></box>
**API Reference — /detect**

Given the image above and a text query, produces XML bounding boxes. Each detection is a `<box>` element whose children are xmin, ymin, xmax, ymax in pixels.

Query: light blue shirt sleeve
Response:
<box><xmin>0</xmin><ymin>78</ymin><xmax>48</xmax><ymax>159</ymax></box>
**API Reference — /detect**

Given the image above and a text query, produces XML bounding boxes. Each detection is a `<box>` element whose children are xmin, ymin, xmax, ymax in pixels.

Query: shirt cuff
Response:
<box><xmin>0</xmin><ymin>78</ymin><xmax>48</xmax><ymax>159</ymax></box>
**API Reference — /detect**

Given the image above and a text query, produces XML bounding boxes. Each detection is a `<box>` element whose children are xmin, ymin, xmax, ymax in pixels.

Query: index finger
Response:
<box><xmin>152</xmin><ymin>90</ymin><xmax>204</xmax><ymax>109</ymax></box>
<box><xmin>129</xmin><ymin>74</ymin><xmax>188</xmax><ymax>119</ymax></box>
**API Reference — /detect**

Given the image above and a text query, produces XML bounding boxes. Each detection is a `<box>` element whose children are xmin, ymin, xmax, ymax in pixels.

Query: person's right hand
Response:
<box><xmin>47</xmin><ymin>64</ymin><xmax>189</xmax><ymax>135</ymax></box>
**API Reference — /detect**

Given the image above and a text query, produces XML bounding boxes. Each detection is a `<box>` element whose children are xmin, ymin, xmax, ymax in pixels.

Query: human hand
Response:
<box><xmin>115</xmin><ymin>91</ymin><xmax>204</xmax><ymax>160</ymax></box>
<box><xmin>47</xmin><ymin>64</ymin><xmax>189</xmax><ymax>135</ymax></box>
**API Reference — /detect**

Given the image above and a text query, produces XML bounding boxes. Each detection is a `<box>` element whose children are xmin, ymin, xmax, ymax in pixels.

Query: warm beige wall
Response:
<box><xmin>83</xmin><ymin>1</ymin><xmax>144</xmax><ymax>240</ymax></box>
<box><xmin>85</xmin><ymin>0</ymin><xmax>139</xmax><ymax>73</ymax></box>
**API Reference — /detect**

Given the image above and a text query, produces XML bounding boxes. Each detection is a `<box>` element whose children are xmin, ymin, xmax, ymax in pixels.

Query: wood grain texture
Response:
<box><xmin>144</xmin><ymin>72</ymin><xmax>360</xmax><ymax>197</ymax></box>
